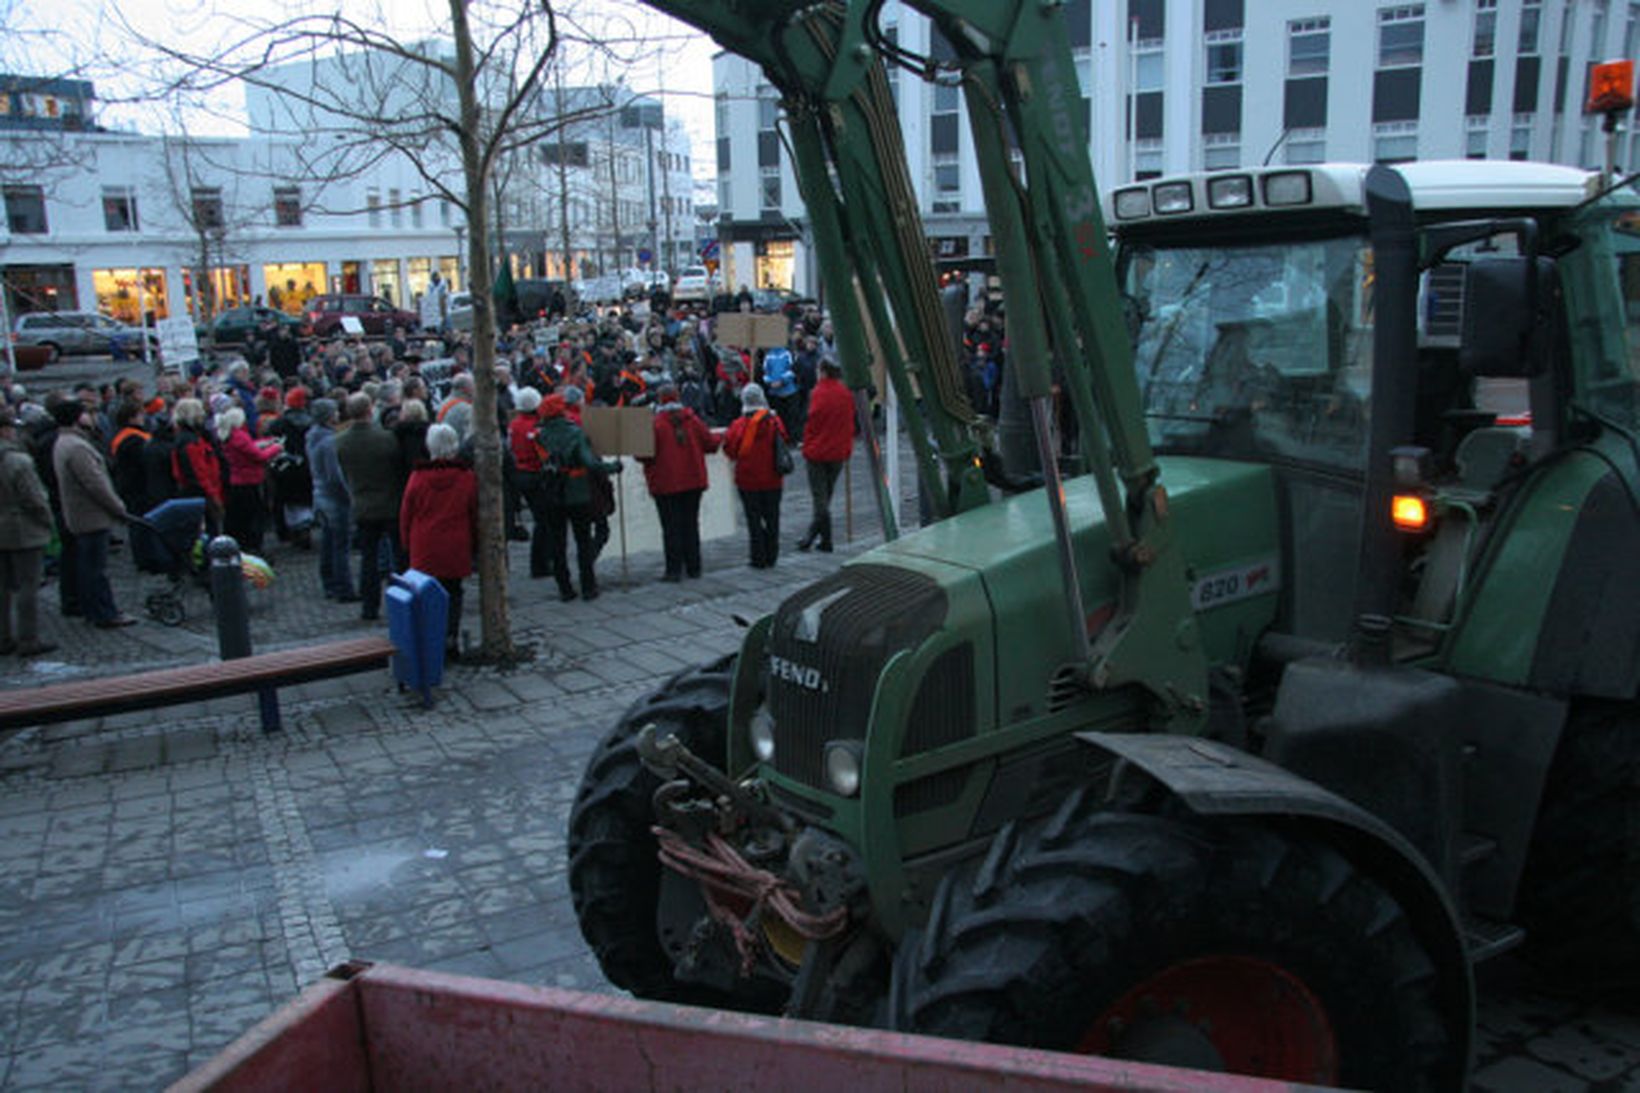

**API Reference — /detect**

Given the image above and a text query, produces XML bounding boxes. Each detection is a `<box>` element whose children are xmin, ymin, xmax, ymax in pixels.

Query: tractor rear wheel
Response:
<box><xmin>1516</xmin><ymin>699</ymin><xmax>1640</xmax><ymax>989</ymax></box>
<box><xmin>894</xmin><ymin>794</ymin><xmax>1460</xmax><ymax>1090</ymax></box>
<box><xmin>567</xmin><ymin>655</ymin><xmax>738</xmax><ymax>1004</ymax></box>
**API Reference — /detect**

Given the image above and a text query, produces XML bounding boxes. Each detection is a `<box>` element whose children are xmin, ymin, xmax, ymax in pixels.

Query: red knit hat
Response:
<box><xmin>284</xmin><ymin>387</ymin><xmax>309</xmax><ymax>409</ymax></box>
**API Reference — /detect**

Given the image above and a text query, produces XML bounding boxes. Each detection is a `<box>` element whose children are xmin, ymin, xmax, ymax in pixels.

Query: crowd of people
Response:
<box><xmin>0</xmin><ymin>285</ymin><xmax>933</xmax><ymax>663</ymax></box>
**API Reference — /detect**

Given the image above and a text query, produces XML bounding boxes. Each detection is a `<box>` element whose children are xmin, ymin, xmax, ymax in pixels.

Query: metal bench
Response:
<box><xmin>0</xmin><ymin>636</ymin><xmax>396</xmax><ymax>735</ymax></box>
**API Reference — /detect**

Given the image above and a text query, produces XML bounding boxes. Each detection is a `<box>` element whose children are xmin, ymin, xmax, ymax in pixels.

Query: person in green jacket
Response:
<box><xmin>0</xmin><ymin>414</ymin><xmax>57</xmax><ymax>655</ymax></box>
<box><xmin>535</xmin><ymin>392</ymin><xmax>621</xmax><ymax>602</ymax></box>
<box><xmin>334</xmin><ymin>392</ymin><xmax>407</xmax><ymax>621</ymax></box>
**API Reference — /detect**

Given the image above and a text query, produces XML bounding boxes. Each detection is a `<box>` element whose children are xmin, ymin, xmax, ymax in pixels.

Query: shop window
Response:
<box><xmin>93</xmin><ymin>268</ymin><xmax>168</xmax><ymax>324</ymax></box>
<box><xmin>274</xmin><ymin>186</ymin><xmax>301</xmax><ymax>227</ymax></box>
<box><xmin>4</xmin><ymin>185</ymin><xmax>47</xmax><ymax>234</ymax></box>
<box><xmin>191</xmin><ymin>187</ymin><xmax>223</xmax><ymax>230</ymax></box>
<box><xmin>102</xmin><ymin>187</ymin><xmax>138</xmax><ymax>232</ymax></box>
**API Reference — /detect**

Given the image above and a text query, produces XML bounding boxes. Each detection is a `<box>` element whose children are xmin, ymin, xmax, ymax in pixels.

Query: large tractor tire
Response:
<box><xmin>567</xmin><ymin>654</ymin><xmax>737</xmax><ymax>1004</ymax></box>
<box><xmin>894</xmin><ymin>792</ymin><xmax>1461</xmax><ymax>1091</ymax></box>
<box><xmin>1516</xmin><ymin>699</ymin><xmax>1640</xmax><ymax>989</ymax></box>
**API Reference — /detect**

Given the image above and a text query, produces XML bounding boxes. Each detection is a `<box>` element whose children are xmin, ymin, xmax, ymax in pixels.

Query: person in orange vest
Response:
<box><xmin>109</xmin><ymin>401</ymin><xmax>154</xmax><ymax>516</ymax></box>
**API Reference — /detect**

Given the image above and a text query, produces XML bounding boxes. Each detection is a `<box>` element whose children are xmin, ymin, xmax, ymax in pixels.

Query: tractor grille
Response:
<box><xmin>902</xmin><ymin>643</ymin><xmax>975</xmax><ymax>756</ymax></box>
<box><xmin>894</xmin><ymin>766</ymin><xmax>970</xmax><ymax>818</ymax></box>
<box><xmin>766</xmin><ymin>565</ymin><xmax>948</xmax><ymax>789</ymax></box>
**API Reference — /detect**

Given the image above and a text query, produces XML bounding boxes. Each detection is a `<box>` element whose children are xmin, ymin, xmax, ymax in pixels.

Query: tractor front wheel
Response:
<box><xmin>894</xmin><ymin>795</ymin><xmax>1461</xmax><ymax>1090</ymax></box>
<box><xmin>567</xmin><ymin>655</ymin><xmax>744</xmax><ymax>1006</ymax></box>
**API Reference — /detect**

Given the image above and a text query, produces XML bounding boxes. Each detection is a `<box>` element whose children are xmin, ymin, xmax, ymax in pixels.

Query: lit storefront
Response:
<box><xmin>371</xmin><ymin>259</ymin><xmax>402</xmax><ymax>306</ymax></box>
<box><xmin>756</xmin><ymin>239</ymin><xmax>795</xmax><ymax>291</ymax></box>
<box><xmin>93</xmin><ymin>268</ymin><xmax>170</xmax><ymax>323</ymax></box>
<box><xmin>438</xmin><ymin>256</ymin><xmax>460</xmax><ymax>292</ymax></box>
<box><xmin>183</xmin><ymin>265</ymin><xmax>250</xmax><ymax>320</ymax></box>
<box><xmin>407</xmin><ymin>257</ymin><xmax>432</xmax><ymax>308</ymax></box>
<box><xmin>3</xmin><ymin>264</ymin><xmax>77</xmax><ymax>315</ymax></box>
<box><xmin>262</xmin><ymin>262</ymin><xmax>325</xmax><ymax>314</ymax></box>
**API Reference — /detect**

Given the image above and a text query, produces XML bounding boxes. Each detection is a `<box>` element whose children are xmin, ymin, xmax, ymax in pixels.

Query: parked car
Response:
<box><xmin>5</xmin><ymin>335</ymin><xmax>51</xmax><ymax>371</ymax></box>
<box><xmin>749</xmin><ymin>288</ymin><xmax>817</xmax><ymax>320</ymax></box>
<box><xmin>11</xmin><ymin>311</ymin><xmax>157</xmax><ymax>361</ymax></box>
<box><xmin>199</xmin><ymin>306</ymin><xmax>307</xmax><ymax>345</ymax></box>
<box><xmin>304</xmin><ymin>294</ymin><xmax>419</xmax><ymax>338</ymax></box>
<box><xmin>622</xmin><ymin>268</ymin><xmax>670</xmax><ymax>299</ymax></box>
<box><xmin>672</xmin><ymin>265</ymin><xmax>717</xmax><ymax>304</ymax></box>
<box><xmin>510</xmin><ymin>279</ymin><xmax>578</xmax><ymax>323</ymax></box>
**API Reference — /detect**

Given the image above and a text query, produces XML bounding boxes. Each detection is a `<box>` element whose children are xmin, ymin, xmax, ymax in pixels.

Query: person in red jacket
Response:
<box><xmin>640</xmin><ymin>383</ymin><xmax>720</xmax><ymax>581</ymax></box>
<box><xmin>797</xmin><ymin>358</ymin><xmax>855</xmax><ymax>552</ymax></box>
<box><xmin>722</xmin><ymin>382</ymin><xmax>789</xmax><ymax>569</ymax></box>
<box><xmin>399</xmin><ymin>422</ymin><xmax>477</xmax><ymax>659</ymax></box>
<box><xmin>507</xmin><ymin>387</ymin><xmax>553</xmax><ymax>579</ymax></box>
<box><xmin>220</xmin><ymin>406</ymin><xmax>283</xmax><ymax>556</ymax></box>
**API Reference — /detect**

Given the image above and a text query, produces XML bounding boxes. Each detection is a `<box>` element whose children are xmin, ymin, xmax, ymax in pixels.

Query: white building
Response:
<box><xmin>1</xmin><ymin>126</ymin><xmax>464</xmax><ymax>324</ymax></box>
<box><xmin>712</xmin><ymin>0</ymin><xmax>1640</xmax><ymax>294</ymax></box>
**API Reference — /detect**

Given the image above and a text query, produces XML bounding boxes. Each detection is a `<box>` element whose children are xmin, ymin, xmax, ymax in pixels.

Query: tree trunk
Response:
<box><xmin>450</xmin><ymin>0</ymin><xmax>514</xmax><ymax>662</ymax></box>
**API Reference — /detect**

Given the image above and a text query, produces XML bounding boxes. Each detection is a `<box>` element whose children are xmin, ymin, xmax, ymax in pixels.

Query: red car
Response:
<box><xmin>305</xmin><ymin>294</ymin><xmax>419</xmax><ymax>338</ymax></box>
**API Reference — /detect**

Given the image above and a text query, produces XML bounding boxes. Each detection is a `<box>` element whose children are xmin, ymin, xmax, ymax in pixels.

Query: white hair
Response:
<box><xmin>216</xmin><ymin>406</ymin><xmax>245</xmax><ymax>441</ymax></box>
<box><xmin>426</xmin><ymin>422</ymin><xmax>460</xmax><ymax>459</ymax></box>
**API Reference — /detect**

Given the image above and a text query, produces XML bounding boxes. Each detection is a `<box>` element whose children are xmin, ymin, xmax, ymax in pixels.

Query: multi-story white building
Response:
<box><xmin>713</xmin><ymin>0</ymin><xmax>1640</xmax><ymax>294</ymax></box>
<box><xmin>1</xmin><ymin>125</ymin><xmax>466</xmax><ymax>325</ymax></box>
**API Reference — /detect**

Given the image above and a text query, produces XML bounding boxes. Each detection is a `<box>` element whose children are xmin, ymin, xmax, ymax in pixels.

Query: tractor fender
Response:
<box><xmin>1075</xmin><ymin>730</ymin><xmax>1475</xmax><ymax>1066</ymax></box>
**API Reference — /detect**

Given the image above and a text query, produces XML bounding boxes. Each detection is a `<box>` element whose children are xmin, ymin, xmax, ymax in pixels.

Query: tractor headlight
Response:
<box><xmin>1113</xmin><ymin>187</ymin><xmax>1151</xmax><ymax>220</ymax></box>
<box><xmin>749</xmin><ymin>710</ymin><xmax>776</xmax><ymax>763</ymax></box>
<box><xmin>1152</xmin><ymin>181</ymin><xmax>1194</xmax><ymax>215</ymax></box>
<box><xmin>824</xmin><ymin>741</ymin><xmax>864</xmax><ymax>797</ymax></box>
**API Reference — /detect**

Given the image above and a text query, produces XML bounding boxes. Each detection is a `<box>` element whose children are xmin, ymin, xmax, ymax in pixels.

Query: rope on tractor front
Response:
<box><xmin>653</xmin><ymin>825</ymin><xmax>847</xmax><ymax>975</ymax></box>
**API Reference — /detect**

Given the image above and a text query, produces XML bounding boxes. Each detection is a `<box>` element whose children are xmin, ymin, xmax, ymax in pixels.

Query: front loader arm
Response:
<box><xmin>645</xmin><ymin>0</ymin><xmax>1206</xmax><ymax>724</ymax></box>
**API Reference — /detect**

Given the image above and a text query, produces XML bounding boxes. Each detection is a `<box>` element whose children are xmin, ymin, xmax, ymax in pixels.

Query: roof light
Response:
<box><xmin>1392</xmin><ymin>494</ymin><xmax>1431</xmax><ymax>533</ymax></box>
<box><xmin>1262</xmin><ymin>171</ymin><xmax>1313</xmax><ymax>207</ymax></box>
<box><xmin>1207</xmin><ymin>175</ymin><xmax>1254</xmax><ymax>210</ymax></box>
<box><xmin>1586</xmin><ymin>59</ymin><xmax>1636</xmax><ymax>114</ymax></box>
<box><xmin>1152</xmin><ymin>182</ymin><xmax>1194</xmax><ymax>214</ymax></box>
<box><xmin>1114</xmin><ymin>187</ymin><xmax>1151</xmax><ymax>219</ymax></box>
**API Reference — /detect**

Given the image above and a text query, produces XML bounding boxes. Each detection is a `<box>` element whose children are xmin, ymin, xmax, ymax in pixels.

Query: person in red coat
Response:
<box><xmin>506</xmin><ymin>387</ymin><xmax>553</xmax><ymax>579</ymax></box>
<box><xmin>722</xmin><ymin>382</ymin><xmax>789</xmax><ymax>569</ymax></box>
<box><xmin>797</xmin><ymin>358</ymin><xmax>855</xmax><ymax>552</ymax></box>
<box><xmin>399</xmin><ymin>422</ymin><xmax>477</xmax><ymax>657</ymax></box>
<box><xmin>640</xmin><ymin>383</ymin><xmax>720</xmax><ymax>581</ymax></box>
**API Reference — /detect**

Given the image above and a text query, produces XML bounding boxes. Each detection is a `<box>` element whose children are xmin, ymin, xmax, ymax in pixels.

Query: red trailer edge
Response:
<box><xmin>169</xmin><ymin>961</ymin><xmax>1335</xmax><ymax>1092</ymax></box>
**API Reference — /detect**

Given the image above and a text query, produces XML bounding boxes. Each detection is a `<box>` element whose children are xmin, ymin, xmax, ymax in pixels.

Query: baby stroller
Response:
<box><xmin>129</xmin><ymin>498</ymin><xmax>208</xmax><ymax>626</ymax></box>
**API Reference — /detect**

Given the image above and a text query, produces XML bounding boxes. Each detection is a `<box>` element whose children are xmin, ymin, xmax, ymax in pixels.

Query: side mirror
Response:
<box><xmin>1459</xmin><ymin>256</ymin><xmax>1551</xmax><ymax>378</ymax></box>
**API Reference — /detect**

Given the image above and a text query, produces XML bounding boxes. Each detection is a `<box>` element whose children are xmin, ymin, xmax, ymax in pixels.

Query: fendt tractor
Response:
<box><xmin>568</xmin><ymin>2</ymin><xmax>1640</xmax><ymax>1088</ymax></box>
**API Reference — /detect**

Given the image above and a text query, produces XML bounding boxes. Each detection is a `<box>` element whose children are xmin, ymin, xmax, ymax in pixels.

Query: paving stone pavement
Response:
<box><xmin>0</xmin><ymin>447</ymin><xmax>1637</xmax><ymax>1090</ymax></box>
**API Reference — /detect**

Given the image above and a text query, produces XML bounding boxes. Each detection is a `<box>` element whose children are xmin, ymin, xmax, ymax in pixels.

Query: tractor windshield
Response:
<box><xmin>1122</xmin><ymin>234</ymin><xmax>1375</xmax><ymax>471</ymax></box>
<box><xmin>1570</xmin><ymin>207</ymin><xmax>1640</xmax><ymax>429</ymax></box>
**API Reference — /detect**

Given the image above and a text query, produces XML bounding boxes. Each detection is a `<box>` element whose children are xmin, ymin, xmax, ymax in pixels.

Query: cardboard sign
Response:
<box><xmin>581</xmin><ymin>405</ymin><xmax>655</xmax><ymax>458</ymax></box>
<box><xmin>155</xmin><ymin>316</ymin><xmax>199</xmax><ymax>365</ymax></box>
<box><xmin>339</xmin><ymin>316</ymin><xmax>365</xmax><ymax>336</ymax></box>
<box><xmin>715</xmin><ymin>312</ymin><xmax>790</xmax><ymax>349</ymax></box>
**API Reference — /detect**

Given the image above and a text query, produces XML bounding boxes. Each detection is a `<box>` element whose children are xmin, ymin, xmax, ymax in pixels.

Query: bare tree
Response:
<box><xmin>118</xmin><ymin>2</ymin><xmax>647</xmax><ymax>662</ymax></box>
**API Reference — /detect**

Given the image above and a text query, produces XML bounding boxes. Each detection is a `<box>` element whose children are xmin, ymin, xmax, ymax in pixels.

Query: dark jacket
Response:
<box><xmin>0</xmin><ymin>437</ymin><xmax>53</xmax><ymax>550</ymax></box>
<box><xmin>537</xmin><ymin>406</ymin><xmax>619</xmax><ymax>509</ymax></box>
<box><xmin>334</xmin><ymin>419</ymin><xmax>405</xmax><ymax>522</ymax></box>
<box><xmin>399</xmin><ymin>458</ymin><xmax>476</xmax><ymax>579</ymax></box>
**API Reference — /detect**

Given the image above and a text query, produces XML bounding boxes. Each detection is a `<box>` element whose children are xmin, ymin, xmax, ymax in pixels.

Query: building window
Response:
<box><xmin>368</xmin><ymin>189</ymin><xmax>381</xmax><ymax>228</ymax></box>
<box><xmin>1591</xmin><ymin>2</ymin><xmax>1611</xmax><ymax>59</ymax></box>
<box><xmin>273</xmin><ymin>186</ymin><xmax>301</xmax><ymax>227</ymax></box>
<box><xmin>1378</xmin><ymin>5</ymin><xmax>1426</xmax><ymax>68</ymax></box>
<box><xmin>1511</xmin><ymin>114</ymin><xmax>1534</xmax><ymax>160</ymax></box>
<box><xmin>718</xmin><ymin>179</ymin><xmax>731</xmax><ymax>214</ymax></box>
<box><xmin>884</xmin><ymin>23</ymin><xmax>900</xmax><ymax>106</ymax></box>
<box><xmin>389</xmin><ymin>187</ymin><xmax>402</xmax><ymax>228</ymax></box>
<box><xmin>757</xmin><ymin>86</ymin><xmax>779</xmax><ymax>131</ymax></box>
<box><xmin>1289</xmin><ymin>18</ymin><xmax>1330</xmax><ymax>77</ymax></box>
<box><xmin>102</xmin><ymin>187</ymin><xmax>138</xmax><ymax>232</ymax></box>
<box><xmin>1373</xmin><ymin>120</ymin><xmax>1418</xmax><ymax>162</ymax></box>
<box><xmin>411</xmin><ymin>194</ymin><xmax>423</xmax><ymax>228</ymax></box>
<box><xmin>1467</xmin><ymin>116</ymin><xmax>1491</xmax><ymax>158</ymax></box>
<box><xmin>1133</xmin><ymin>138</ymin><xmax>1163</xmax><ymax>180</ymax></box>
<box><xmin>191</xmin><ymin>187</ymin><xmax>223</xmax><ymax>230</ymax></box>
<box><xmin>1202</xmin><ymin>132</ymin><xmax>1240</xmax><ymax>170</ymax></box>
<box><xmin>934</xmin><ymin>155</ymin><xmax>960</xmax><ymax>197</ymax></box>
<box><xmin>1284</xmin><ymin>128</ymin><xmax>1326</xmax><ymax>164</ymax></box>
<box><xmin>1557</xmin><ymin>0</ymin><xmax>1574</xmax><ymax>54</ymax></box>
<box><xmin>1135</xmin><ymin>44</ymin><xmax>1164</xmax><ymax>91</ymax></box>
<box><xmin>1473</xmin><ymin>0</ymin><xmax>1497</xmax><ymax>57</ymax></box>
<box><xmin>1205</xmin><ymin>30</ymin><xmax>1243</xmax><ymax>85</ymax></box>
<box><xmin>439</xmin><ymin>199</ymin><xmax>451</xmax><ymax>227</ymax></box>
<box><xmin>1517</xmin><ymin>0</ymin><xmax>1542</xmax><ymax>54</ymax></box>
<box><xmin>4</xmin><ymin>185</ymin><xmax>47</xmax><ymax>234</ymax></box>
<box><xmin>1580</xmin><ymin>118</ymin><xmax>1597</xmax><ymax>168</ymax></box>
<box><xmin>760</xmin><ymin>168</ymin><xmax>781</xmax><ymax>212</ymax></box>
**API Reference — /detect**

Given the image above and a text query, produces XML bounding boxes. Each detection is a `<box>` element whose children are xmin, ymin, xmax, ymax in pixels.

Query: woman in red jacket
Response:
<box><xmin>220</xmin><ymin>406</ymin><xmax>282</xmax><ymax>555</ymax></box>
<box><xmin>507</xmin><ymin>387</ymin><xmax>552</xmax><ymax>579</ymax></box>
<box><xmin>797</xmin><ymin>358</ymin><xmax>855</xmax><ymax>552</ymax></box>
<box><xmin>400</xmin><ymin>422</ymin><xmax>477</xmax><ymax>658</ymax></box>
<box><xmin>640</xmin><ymin>383</ymin><xmax>720</xmax><ymax>581</ymax></box>
<box><xmin>722</xmin><ymin>382</ymin><xmax>789</xmax><ymax>569</ymax></box>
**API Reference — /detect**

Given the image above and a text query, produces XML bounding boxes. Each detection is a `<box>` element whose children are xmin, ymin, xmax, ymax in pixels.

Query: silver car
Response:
<box><xmin>12</xmin><ymin>311</ymin><xmax>155</xmax><ymax>360</ymax></box>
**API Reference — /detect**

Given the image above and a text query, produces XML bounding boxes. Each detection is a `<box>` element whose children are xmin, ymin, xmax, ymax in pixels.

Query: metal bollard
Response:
<box><xmin>208</xmin><ymin>535</ymin><xmax>281</xmax><ymax>733</ymax></box>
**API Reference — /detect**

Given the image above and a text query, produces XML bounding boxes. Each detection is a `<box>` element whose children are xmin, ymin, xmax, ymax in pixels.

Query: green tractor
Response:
<box><xmin>568</xmin><ymin>3</ymin><xmax>1640</xmax><ymax>1087</ymax></box>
